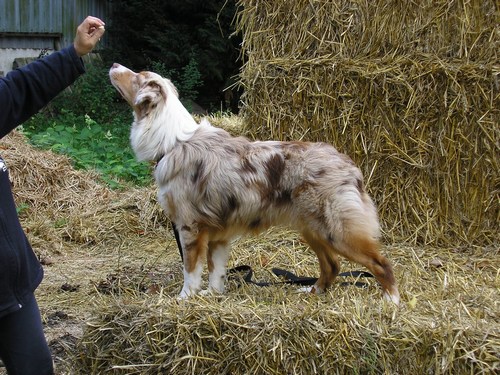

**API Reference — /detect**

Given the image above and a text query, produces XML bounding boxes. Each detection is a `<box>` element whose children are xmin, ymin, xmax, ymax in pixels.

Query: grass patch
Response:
<box><xmin>21</xmin><ymin>112</ymin><xmax>152</xmax><ymax>188</ymax></box>
<box><xmin>19</xmin><ymin>62</ymin><xmax>153</xmax><ymax>188</ymax></box>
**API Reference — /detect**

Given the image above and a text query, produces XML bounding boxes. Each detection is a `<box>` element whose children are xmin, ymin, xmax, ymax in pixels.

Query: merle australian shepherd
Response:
<box><xmin>109</xmin><ymin>63</ymin><xmax>400</xmax><ymax>305</ymax></box>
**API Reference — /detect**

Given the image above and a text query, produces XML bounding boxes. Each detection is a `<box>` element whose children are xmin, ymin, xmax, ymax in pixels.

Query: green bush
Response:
<box><xmin>23</xmin><ymin>113</ymin><xmax>152</xmax><ymax>188</ymax></box>
<box><xmin>50</xmin><ymin>64</ymin><xmax>127</xmax><ymax>125</ymax></box>
<box><xmin>104</xmin><ymin>0</ymin><xmax>242</xmax><ymax>110</ymax></box>
<box><xmin>22</xmin><ymin>62</ymin><xmax>153</xmax><ymax>188</ymax></box>
<box><xmin>149</xmin><ymin>57</ymin><xmax>202</xmax><ymax>107</ymax></box>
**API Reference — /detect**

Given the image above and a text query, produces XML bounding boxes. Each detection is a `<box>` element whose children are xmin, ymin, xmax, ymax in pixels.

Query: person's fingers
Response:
<box><xmin>78</xmin><ymin>17</ymin><xmax>104</xmax><ymax>36</ymax></box>
<box><xmin>85</xmin><ymin>25</ymin><xmax>105</xmax><ymax>43</ymax></box>
<box><xmin>82</xmin><ymin>16</ymin><xmax>105</xmax><ymax>30</ymax></box>
<box><xmin>73</xmin><ymin>16</ymin><xmax>106</xmax><ymax>56</ymax></box>
<box><xmin>90</xmin><ymin>25</ymin><xmax>106</xmax><ymax>39</ymax></box>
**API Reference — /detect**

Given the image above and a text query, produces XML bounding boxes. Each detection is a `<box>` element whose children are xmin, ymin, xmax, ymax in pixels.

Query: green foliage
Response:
<box><xmin>23</xmin><ymin>113</ymin><xmax>152</xmax><ymax>188</ymax></box>
<box><xmin>49</xmin><ymin>64</ymin><xmax>127</xmax><ymax>125</ymax></box>
<box><xmin>180</xmin><ymin>57</ymin><xmax>203</xmax><ymax>103</ymax></box>
<box><xmin>104</xmin><ymin>0</ymin><xmax>241</xmax><ymax>111</ymax></box>
<box><xmin>22</xmin><ymin>62</ymin><xmax>153</xmax><ymax>189</ymax></box>
<box><xmin>150</xmin><ymin>57</ymin><xmax>203</xmax><ymax>110</ymax></box>
<box><xmin>15</xmin><ymin>203</ymin><xmax>30</xmax><ymax>216</ymax></box>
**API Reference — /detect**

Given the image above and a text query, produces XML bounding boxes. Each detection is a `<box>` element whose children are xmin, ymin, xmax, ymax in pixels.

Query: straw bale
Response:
<box><xmin>199</xmin><ymin>112</ymin><xmax>246</xmax><ymax>136</ymax></box>
<box><xmin>67</xmin><ymin>235</ymin><xmax>499</xmax><ymax>374</ymax></box>
<box><xmin>235</xmin><ymin>0</ymin><xmax>498</xmax><ymax>61</ymax></box>
<box><xmin>235</xmin><ymin>0</ymin><xmax>499</xmax><ymax>247</ymax></box>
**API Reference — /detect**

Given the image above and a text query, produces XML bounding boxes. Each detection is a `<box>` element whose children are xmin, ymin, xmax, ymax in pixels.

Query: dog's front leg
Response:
<box><xmin>178</xmin><ymin>225</ymin><xmax>208</xmax><ymax>298</ymax></box>
<box><xmin>207</xmin><ymin>240</ymin><xmax>231</xmax><ymax>293</ymax></box>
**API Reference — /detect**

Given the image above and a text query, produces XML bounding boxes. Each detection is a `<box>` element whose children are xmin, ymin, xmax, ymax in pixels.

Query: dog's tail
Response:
<box><xmin>327</xmin><ymin>180</ymin><xmax>400</xmax><ymax>304</ymax></box>
<box><xmin>327</xmin><ymin>179</ymin><xmax>380</xmax><ymax>241</ymax></box>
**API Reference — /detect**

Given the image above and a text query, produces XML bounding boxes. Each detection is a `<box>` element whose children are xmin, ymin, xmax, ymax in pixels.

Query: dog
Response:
<box><xmin>109</xmin><ymin>63</ymin><xmax>400</xmax><ymax>305</ymax></box>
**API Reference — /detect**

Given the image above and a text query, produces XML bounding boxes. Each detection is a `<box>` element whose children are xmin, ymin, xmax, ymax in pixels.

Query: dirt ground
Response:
<box><xmin>4</xmin><ymin>229</ymin><xmax>499</xmax><ymax>374</ymax></box>
<box><xmin>40</xmin><ymin>232</ymin><xmax>178</xmax><ymax>374</ymax></box>
<box><xmin>2</xmin><ymin>224</ymin><xmax>497</xmax><ymax>374</ymax></box>
<box><xmin>0</xmin><ymin>225</ymin><xmax>176</xmax><ymax>374</ymax></box>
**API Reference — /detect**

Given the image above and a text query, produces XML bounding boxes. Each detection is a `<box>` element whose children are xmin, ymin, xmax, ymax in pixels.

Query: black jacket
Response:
<box><xmin>0</xmin><ymin>45</ymin><xmax>85</xmax><ymax>318</ymax></box>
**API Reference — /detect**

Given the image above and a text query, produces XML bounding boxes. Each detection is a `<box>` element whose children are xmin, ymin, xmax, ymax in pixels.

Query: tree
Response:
<box><xmin>103</xmin><ymin>0</ymin><xmax>242</xmax><ymax>112</ymax></box>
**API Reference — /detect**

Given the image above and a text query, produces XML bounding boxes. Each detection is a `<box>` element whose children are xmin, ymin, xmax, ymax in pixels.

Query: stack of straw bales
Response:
<box><xmin>235</xmin><ymin>0</ymin><xmax>499</xmax><ymax>246</ymax></box>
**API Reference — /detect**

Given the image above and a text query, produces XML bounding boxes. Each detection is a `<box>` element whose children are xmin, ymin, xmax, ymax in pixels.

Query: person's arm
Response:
<box><xmin>0</xmin><ymin>16</ymin><xmax>105</xmax><ymax>139</ymax></box>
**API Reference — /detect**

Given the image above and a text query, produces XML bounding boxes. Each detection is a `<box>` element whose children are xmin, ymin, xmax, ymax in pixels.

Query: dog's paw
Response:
<box><xmin>178</xmin><ymin>288</ymin><xmax>191</xmax><ymax>300</ymax></box>
<box><xmin>383</xmin><ymin>290</ymin><xmax>400</xmax><ymax>306</ymax></box>
<box><xmin>297</xmin><ymin>286</ymin><xmax>312</xmax><ymax>293</ymax></box>
<box><xmin>297</xmin><ymin>285</ymin><xmax>323</xmax><ymax>294</ymax></box>
<box><xmin>199</xmin><ymin>289</ymin><xmax>213</xmax><ymax>296</ymax></box>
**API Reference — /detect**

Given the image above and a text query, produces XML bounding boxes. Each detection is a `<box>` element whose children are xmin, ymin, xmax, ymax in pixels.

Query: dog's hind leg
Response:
<box><xmin>334</xmin><ymin>233</ymin><xmax>400</xmax><ymax>305</ymax></box>
<box><xmin>178</xmin><ymin>225</ymin><xmax>209</xmax><ymax>298</ymax></box>
<box><xmin>301</xmin><ymin>230</ymin><xmax>341</xmax><ymax>294</ymax></box>
<box><xmin>207</xmin><ymin>240</ymin><xmax>231</xmax><ymax>293</ymax></box>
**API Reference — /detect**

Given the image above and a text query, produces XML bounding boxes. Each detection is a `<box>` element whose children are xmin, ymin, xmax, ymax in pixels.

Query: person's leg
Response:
<box><xmin>0</xmin><ymin>293</ymin><xmax>54</xmax><ymax>375</ymax></box>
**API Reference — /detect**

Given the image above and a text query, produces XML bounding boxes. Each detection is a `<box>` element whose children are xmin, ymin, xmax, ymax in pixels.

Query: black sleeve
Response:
<box><xmin>0</xmin><ymin>45</ymin><xmax>86</xmax><ymax>139</ymax></box>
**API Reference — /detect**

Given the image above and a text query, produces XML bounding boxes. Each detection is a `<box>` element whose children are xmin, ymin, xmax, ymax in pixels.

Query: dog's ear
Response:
<box><xmin>134</xmin><ymin>81</ymin><xmax>165</xmax><ymax>117</ymax></box>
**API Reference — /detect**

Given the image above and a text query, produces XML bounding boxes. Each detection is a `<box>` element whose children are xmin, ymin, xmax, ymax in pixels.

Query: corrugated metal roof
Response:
<box><xmin>0</xmin><ymin>0</ymin><xmax>111</xmax><ymax>48</ymax></box>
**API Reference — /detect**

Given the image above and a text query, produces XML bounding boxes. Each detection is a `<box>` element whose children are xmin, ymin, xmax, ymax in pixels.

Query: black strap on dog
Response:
<box><xmin>228</xmin><ymin>265</ymin><xmax>373</xmax><ymax>288</ymax></box>
<box><xmin>173</xmin><ymin>222</ymin><xmax>183</xmax><ymax>260</ymax></box>
<box><xmin>227</xmin><ymin>265</ymin><xmax>317</xmax><ymax>287</ymax></box>
<box><xmin>171</xmin><ymin>223</ymin><xmax>373</xmax><ymax>288</ymax></box>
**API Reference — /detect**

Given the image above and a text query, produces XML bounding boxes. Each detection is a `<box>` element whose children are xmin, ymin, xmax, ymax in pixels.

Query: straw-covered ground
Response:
<box><xmin>1</xmin><ymin>123</ymin><xmax>498</xmax><ymax>374</ymax></box>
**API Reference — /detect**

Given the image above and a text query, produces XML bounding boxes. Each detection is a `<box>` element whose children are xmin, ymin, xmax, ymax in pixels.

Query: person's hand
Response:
<box><xmin>73</xmin><ymin>16</ymin><xmax>106</xmax><ymax>57</ymax></box>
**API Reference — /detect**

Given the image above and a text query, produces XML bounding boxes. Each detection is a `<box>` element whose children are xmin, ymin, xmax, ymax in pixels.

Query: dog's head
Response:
<box><xmin>109</xmin><ymin>63</ymin><xmax>178</xmax><ymax>119</ymax></box>
<box><xmin>108</xmin><ymin>63</ymin><xmax>200</xmax><ymax>161</ymax></box>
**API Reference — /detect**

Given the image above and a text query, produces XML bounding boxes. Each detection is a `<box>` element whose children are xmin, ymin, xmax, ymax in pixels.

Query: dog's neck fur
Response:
<box><xmin>130</xmin><ymin>80</ymin><xmax>199</xmax><ymax>162</ymax></box>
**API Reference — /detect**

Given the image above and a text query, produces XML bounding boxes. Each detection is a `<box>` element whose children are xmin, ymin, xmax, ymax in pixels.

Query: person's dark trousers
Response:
<box><xmin>0</xmin><ymin>293</ymin><xmax>54</xmax><ymax>375</ymax></box>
